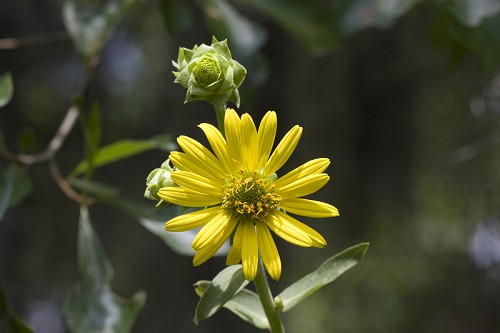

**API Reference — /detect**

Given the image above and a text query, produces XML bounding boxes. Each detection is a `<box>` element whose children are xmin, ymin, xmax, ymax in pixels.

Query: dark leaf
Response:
<box><xmin>64</xmin><ymin>206</ymin><xmax>146</xmax><ymax>333</ymax></box>
<box><xmin>63</xmin><ymin>0</ymin><xmax>139</xmax><ymax>59</ymax></box>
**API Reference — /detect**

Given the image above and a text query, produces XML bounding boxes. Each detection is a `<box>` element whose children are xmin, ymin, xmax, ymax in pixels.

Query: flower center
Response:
<box><xmin>222</xmin><ymin>171</ymin><xmax>281</xmax><ymax>222</ymax></box>
<box><xmin>192</xmin><ymin>58</ymin><xmax>221</xmax><ymax>87</ymax></box>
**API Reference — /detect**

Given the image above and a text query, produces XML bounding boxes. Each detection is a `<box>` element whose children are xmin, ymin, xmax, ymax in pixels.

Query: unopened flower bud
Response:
<box><xmin>172</xmin><ymin>36</ymin><xmax>246</xmax><ymax>109</ymax></box>
<box><xmin>144</xmin><ymin>159</ymin><xmax>176</xmax><ymax>203</ymax></box>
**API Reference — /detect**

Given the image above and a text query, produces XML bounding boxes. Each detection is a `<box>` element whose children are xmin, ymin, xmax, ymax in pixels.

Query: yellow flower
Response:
<box><xmin>158</xmin><ymin>108</ymin><xmax>339</xmax><ymax>280</ymax></box>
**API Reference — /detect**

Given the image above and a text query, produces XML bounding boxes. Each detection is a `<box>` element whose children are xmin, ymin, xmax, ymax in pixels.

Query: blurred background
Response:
<box><xmin>1</xmin><ymin>0</ymin><xmax>500</xmax><ymax>332</ymax></box>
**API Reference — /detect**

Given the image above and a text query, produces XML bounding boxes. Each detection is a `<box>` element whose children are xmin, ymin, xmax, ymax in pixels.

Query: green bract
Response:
<box><xmin>144</xmin><ymin>159</ymin><xmax>176</xmax><ymax>205</ymax></box>
<box><xmin>172</xmin><ymin>37</ymin><xmax>246</xmax><ymax>109</ymax></box>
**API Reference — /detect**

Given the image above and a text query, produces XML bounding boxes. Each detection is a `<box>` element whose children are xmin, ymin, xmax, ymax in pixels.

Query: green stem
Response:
<box><xmin>215</xmin><ymin>105</ymin><xmax>226</xmax><ymax>137</ymax></box>
<box><xmin>254</xmin><ymin>259</ymin><xmax>285</xmax><ymax>333</ymax></box>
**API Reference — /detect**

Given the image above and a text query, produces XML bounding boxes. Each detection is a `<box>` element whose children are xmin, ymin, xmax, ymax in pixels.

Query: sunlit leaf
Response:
<box><xmin>0</xmin><ymin>278</ymin><xmax>34</xmax><ymax>333</ymax></box>
<box><xmin>197</xmin><ymin>0</ymin><xmax>267</xmax><ymax>57</ymax></box>
<box><xmin>275</xmin><ymin>243</ymin><xmax>369</xmax><ymax>312</ymax></box>
<box><xmin>6</xmin><ymin>164</ymin><xmax>32</xmax><ymax>207</ymax></box>
<box><xmin>106</xmin><ymin>196</ymin><xmax>230</xmax><ymax>256</ymax></box>
<box><xmin>195</xmin><ymin>280</ymin><xmax>269</xmax><ymax>329</ymax></box>
<box><xmin>193</xmin><ymin>265</ymin><xmax>249</xmax><ymax>325</ymax></box>
<box><xmin>235</xmin><ymin>0</ymin><xmax>338</xmax><ymax>55</ymax></box>
<box><xmin>64</xmin><ymin>206</ymin><xmax>146</xmax><ymax>333</ymax></box>
<box><xmin>0</xmin><ymin>72</ymin><xmax>13</xmax><ymax>108</ymax></box>
<box><xmin>0</xmin><ymin>170</ymin><xmax>13</xmax><ymax>220</ymax></box>
<box><xmin>159</xmin><ymin>0</ymin><xmax>194</xmax><ymax>35</ymax></box>
<box><xmin>70</xmin><ymin>135</ymin><xmax>176</xmax><ymax>176</ymax></box>
<box><xmin>63</xmin><ymin>0</ymin><xmax>139</xmax><ymax>59</ymax></box>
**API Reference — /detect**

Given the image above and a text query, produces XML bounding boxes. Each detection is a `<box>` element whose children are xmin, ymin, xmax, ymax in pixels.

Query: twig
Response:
<box><xmin>48</xmin><ymin>158</ymin><xmax>92</xmax><ymax>205</ymax></box>
<box><xmin>0</xmin><ymin>31</ymin><xmax>70</xmax><ymax>50</ymax></box>
<box><xmin>6</xmin><ymin>106</ymin><xmax>80</xmax><ymax>165</ymax></box>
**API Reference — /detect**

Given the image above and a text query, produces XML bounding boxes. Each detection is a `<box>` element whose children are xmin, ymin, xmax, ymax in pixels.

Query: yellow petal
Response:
<box><xmin>193</xmin><ymin>217</ymin><xmax>237</xmax><ymax>266</ymax></box>
<box><xmin>158</xmin><ymin>187</ymin><xmax>221</xmax><ymax>207</ymax></box>
<box><xmin>165</xmin><ymin>207</ymin><xmax>222</xmax><ymax>232</ymax></box>
<box><xmin>274</xmin><ymin>158</ymin><xmax>330</xmax><ymax>188</ymax></box>
<box><xmin>273</xmin><ymin>211</ymin><xmax>326</xmax><ymax>248</ymax></box>
<box><xmin>264</xmin><ymin>125</ymin><xmax>302</xmax><ymax>176</ymax></box>
<box><xmin>256</xmin><ymin>223</ymin><xmax>281</xmax><ymax>281</ymax></box>
<box><xmin>198</xmin><ymin>123</ymin><xmax>236</xmax><ymax>173</ymax></box>
<box><xmin>170</xmin><ymin>151</ymin><xmax>223</xmax><ymax>185</ymax></box>
<box><xmin>277</xmin><ymin>173</ymin><xmax>330</xmax><ymax>199</ymax></box>
<box><xmin>226</xmin><ymin>222</ymin><xmax>243</xmax><ymax>265</ymax></box>
<box><xmin>240</xmin><ymin>113</ymin><xmax>258</xmax><ymax>169</ymax></box>
<box><xmin>256</xmin><ymin>111</ymin><xmax>277</xmax><ymax>170</ymax></box>
<box><xmin>177</xmin><ymin>136</ymin><xmax>226</xmax><ymax>180</ymax></box>
<box><xmin>224</xmin><ymin>108</ymin><xmax>242</xmax><ymax>164</ymax></box>
<box><xmin>280</xmin><ymin>198</ymin><xmax>339</xmax><ymax>218</ymax></box>
<box><xmin>241</xmin><ymin>222</ymin><xmax>258</xmax><ymax>280</ymax></box>
<box><xmin>265</xmin><ymin>212</ymin><xmax>312</xmax><ymax>247</ymax></box>
<box><xmin>171</xmin><ymin>171</ymin><xmax>223</xmax><ymax>196</ymax></box>
<box><xmin>192</xmin><ymin>211</ymin><xmax>232</xmax><ymax>250</ymax></box>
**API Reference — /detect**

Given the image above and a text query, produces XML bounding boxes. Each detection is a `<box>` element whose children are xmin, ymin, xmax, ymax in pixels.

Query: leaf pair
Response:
<box><xmin>194</xmin><ymin>243</ymin><xmax>369</xmax><ymax>329</ymax></box>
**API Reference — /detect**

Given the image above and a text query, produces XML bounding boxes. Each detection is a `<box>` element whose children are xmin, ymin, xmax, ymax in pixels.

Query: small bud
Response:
<box><xmin>144</xmin><ymin>159</ymin><xmax>176</xmax><ymax>203</ymax></box>
<box><xmin>172</xmin><ymin>36</ymin><xmax>247</xmax><ymax>109</ymax></box>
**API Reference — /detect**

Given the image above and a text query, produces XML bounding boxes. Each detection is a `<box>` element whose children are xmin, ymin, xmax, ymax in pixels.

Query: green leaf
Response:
<box><xmin>70</xmin><ymin>178</ymin><xmax>121</xmax><ymax>199</ymax></box>
<box><xmin>17</xmin><ymin>128</ymin><xmax>36</xmax><ymax>154</ymax></box>
<box><xmin>275</xmin><ymin>242</ymin><xmax>369</xmax><ymax>312</ymax></box>
<box><xmin>194</xmin><ymin>265</ymin><xmax>249</xmax><ymax>325</ymax></box>
<box><xmin>70</xmin><ymin>135</ymin><xmax>176</xmax><ymax>176</ymax></box>
<box><xmin>235</xmin><ymin>0</ymin><xmax>338</xmax><ymax>55</ymax></box>
<box><xmin>0</xmin><ymin>278</ymin><xmax>34</xmax><ymax>333</ymax></box>
<box><xmin>0</xmin><ymin>170</ymin><xmax>13</xmax><ymax>220</ymax></box>
<box><xmin>336</xmin><ymin>0</ymin><xmax>422</xmax><ymax>36</ymax></box>
<box><xmin>64</xmin><ymin>206</ymin><xmax>146</xmax><ymax>333</ymax></box>
<box><xmin>159</xmin><ymin>0</ymin><xmax>194</xmax><ymax>35</ymax></box>
<box><xmin>63</xmin><ymin>0</ymin><xmax>139</xmax><ymax>59</ymax></box>
<box><xmin>433</xmin><ymin>9</ymin><xmax>500</xmax><ymax>72</ymax></box>
<box><xmin>197</xmin><ymin>0</ymin><xmax>267</xmax><ymax>57</ymax></box>
<box><xmin>447</xmin><ymin>0</ymin><xmax>500</xmax><ymax>26</ymax></box>
<box><xmin>74</xmin><ymin>97</ymin><xmax>102</xmax><ymax>179</ymax></box>
<box><xmin>0</xmin><ymin>165</ymin><xmax>33</xmax><ymax>219</ymax></box>
<box><xmin>0</xmin><ymin>72</ymin><xmax>13</xmax><ymax>108</ymax></box>
<box><xmin>6</xmin><ymin>165</ymin><xmax>32</xmax><ymax>207</ymax></box>
<box><xmin>195</xmin><ymin>280</ymin><xmax>269</xmax><ymax>329</ymax></box>
<box><xmin>106</xmin><ymin>196</ymin><xmax>230</xmax><ymax>256</ymax></box>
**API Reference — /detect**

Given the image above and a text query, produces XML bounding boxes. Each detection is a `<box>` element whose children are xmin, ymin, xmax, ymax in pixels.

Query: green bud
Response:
<box><xmin>144</xmin><ymin>159</ymin><xmax>176</xmax><ymax>204</ymax></box>
<box><xmin>172</xmin><ymin>36</ymin><xmax>247</xmax><ymax>109</ymax></box>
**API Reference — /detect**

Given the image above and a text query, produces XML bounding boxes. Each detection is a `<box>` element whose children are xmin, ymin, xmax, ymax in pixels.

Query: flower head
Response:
<box><xmin>172</xmin><ymin>37</ymin><xmax>246</xmax><ymax>109</ymax></box>
<box><xmin>158</xmin><ymin>109</ymin><xmax>339</xmax><ymax>280</ymax></box>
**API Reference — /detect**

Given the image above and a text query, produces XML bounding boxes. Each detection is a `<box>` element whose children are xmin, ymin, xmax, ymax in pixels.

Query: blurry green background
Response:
<box><xmin>1</xmin><ymin>0</ymin><xmax>500</xmax><ymax>332</ymax></box>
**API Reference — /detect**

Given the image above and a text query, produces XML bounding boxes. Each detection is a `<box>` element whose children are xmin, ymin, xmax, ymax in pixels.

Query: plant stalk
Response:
<box><xmin>254</xmin><ymin>259</ymin><xmax>285</xmax><ymax>333</ymax></box>
<box><xmin>215</xmin><ymin>105</ymin><xmax>226</xmax><ymax>137</ymax></box>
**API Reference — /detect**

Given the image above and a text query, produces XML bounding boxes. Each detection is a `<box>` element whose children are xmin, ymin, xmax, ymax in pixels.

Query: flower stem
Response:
<box><xmin>215</xmin><ymin>105</ymin><xmax>226</xmax><ymax>137</ymax></box>
<box><xmin>254</xmin><ymin>259</ymin><xmax>285</xmax><ymax>333</ymax></box>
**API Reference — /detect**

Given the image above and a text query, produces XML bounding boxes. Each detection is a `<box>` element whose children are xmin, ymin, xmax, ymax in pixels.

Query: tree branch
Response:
<box><xmin>0</xmin><ymin>31</ymin><xmax>70</xmax><ymax>50</ymax></box>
